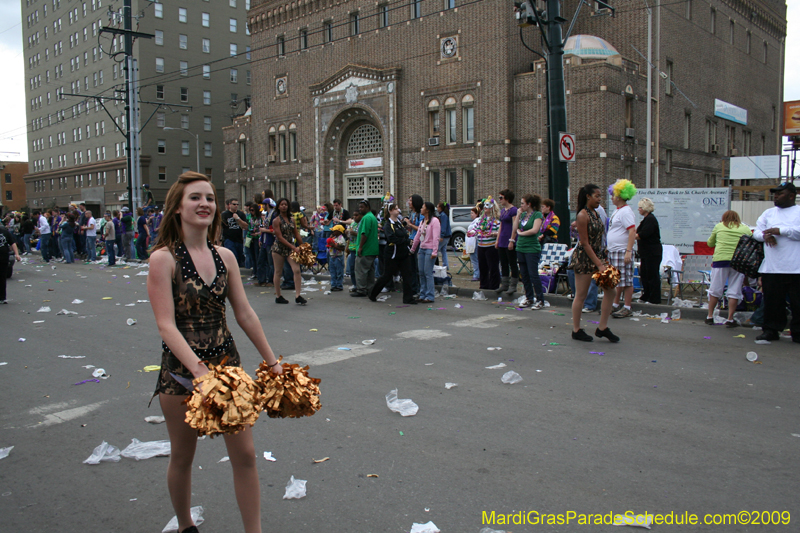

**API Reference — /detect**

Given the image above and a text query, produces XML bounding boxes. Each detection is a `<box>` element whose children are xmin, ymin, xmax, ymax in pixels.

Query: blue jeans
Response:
<box><xmin>568</xmin><ymin>269</ymin><xmax>599</xmax><ymax>310</ymax></box>
<box><xmin>85</xmin><ymin>235</ymin><xmax>96</xmax><ymax>261</ymax></box>
<box><xmin>347</xmin><ymin>251</ymin><xmax>357</xmax><ymax>287</ymax></box>
<box><xmin>329</xmin><ymin>254</ymin><xmax>344</xmax><ymax>288</ymax></box>
<box><xmin>22</xmin><ymin>233</ymin><xmax>32</xmax><ymax>253</ymax></box>
<box><xmin>106</xmin><ymin>237</ymin><xmax>116</xmax><ymax>265</ymax></box>
<box><xmin>517</xmin><ymin>252</ymin><xmax>544</xmax><ymax>302</ymax></box>
<box><xmin>257</xmin><ymin>243</ymin><xmax>273</xmax><ymax>283</ymax></box>
<box><xmin>437</xmin><ymin>239</ymin><xmax>449</xmax><ymax>267</ymax></box>
<box><xmin>417</xmin><ymin>248</ymin><xmax>436</xmax><ymax>301</ymax></box>
<box><xmin>224</xmin><ymin>239</ymin><xmax>244</xmax><ymax>267</ymax></box>
<box><xmin>470</xmin><ymin>250</ymin><xmax>480</xmax><ymax>279</ymax></box>
<box><xmin>40</xmin><ymin>233</ymin><xmax>52</xmax><ymax>262</ymax></box>
<box><xmin>61</xmin><ymin>235</ymin><xmax>75</xmax><ymax>263</ymax></box>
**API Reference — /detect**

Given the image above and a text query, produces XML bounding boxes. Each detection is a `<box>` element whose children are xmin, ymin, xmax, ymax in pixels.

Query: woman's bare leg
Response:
<box><xmin>223</xmin><ymin>427</ymin><xmax>261</xmax><ymax>533</ymax></box>
<box><xmin>599</xmin><ymin>287</ymin><xmax>615</xmax><ymax>330</ymax></box>
<box><xmin>159</xmin><ymin>394</ymin><xmax>199</xmax><ymax>532</ymax></box>
<box><xmin>272</xmin><ymin>253</ymin><xmax>285</xmax><ymax>297</ymax></box>
<box><xmin>287</xmin><ymin>257</ymin><xmax>302</xmax><ymax>298</ymax></box>
<box><xmin>572</xmin><ymin>274</ymin><xmax>591</xmax><ymax>332</ymax></box>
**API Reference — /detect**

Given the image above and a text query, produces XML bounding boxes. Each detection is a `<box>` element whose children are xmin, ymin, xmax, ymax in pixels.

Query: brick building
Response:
<box><xmin>223</xmin><ymin>0</ymin><xmax>786</xmax><ymax>213</ymax></box>
<box><xmin>21</xmin><ymin>0</ymin><xmax>253</xmax><ymax>212</ymax></box>
<box><xmin>0</xmin><ymin>162</ymin><xmax>30</xmax><ymax>215</ymax></box>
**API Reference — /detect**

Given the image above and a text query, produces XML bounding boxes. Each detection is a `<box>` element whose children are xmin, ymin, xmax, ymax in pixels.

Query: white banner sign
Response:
<box><xmin>729</xmin><ymin>155</ymin><xmax>782</xmax><ymax>180</ymax></box>
<box><xmin>714</xmin><ymin>99</ymin><xmax>748</xmax><ymax>126</ymax></box>
<box><xmin>348</xmin><ymin>157</ymin><xmax>382</xmax><ymax>169</ymax></box>
<box><xmin>608</xmin><ymin>188</ymin><xmax>730</xmax><ymax>253</ymax></box>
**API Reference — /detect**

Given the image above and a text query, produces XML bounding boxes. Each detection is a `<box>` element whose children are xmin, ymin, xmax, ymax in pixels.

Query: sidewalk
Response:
<box><xmin>286</xmin><ymin>251</ymin><xmax>714</xmax><ymax>322</ymax></box>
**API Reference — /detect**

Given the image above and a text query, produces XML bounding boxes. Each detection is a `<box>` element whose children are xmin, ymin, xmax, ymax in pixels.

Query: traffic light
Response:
<box><xmin>514</xmin><ymin>1</ymin><xmax>537</xmax><ymax>27</ymax></box>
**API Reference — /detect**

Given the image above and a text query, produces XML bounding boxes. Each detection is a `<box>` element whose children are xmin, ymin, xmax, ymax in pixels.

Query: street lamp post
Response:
<box><xmin>163</xmin><ymin>127</ymin><xmax>200</xmax><ymax>173</ymax></box>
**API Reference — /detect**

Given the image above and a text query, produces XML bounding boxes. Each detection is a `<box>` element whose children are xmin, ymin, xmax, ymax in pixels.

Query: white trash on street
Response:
<box><xmin>162</xmin><ymin>506</ymin><xmax>204</xmax><ymax>533</ymax></box>
<box><xmin>410</xmin><ymin>521</ymin><xmax>440</xmax><ymax>533</ymax></box>
<box><xmin>120</xmin><ymin>439</ymin><xmax>171</xmax><ymax>460</ymax></box>
<box><xmin>385</xmin><ymin>389</ymin><xmax>419</xmax><ymax>417</ymax></box>
<box><xmin>501</xmin><ymin>371</ymin><xmax>523</xmax><ymax>384</ymax></box>
<box><xmin>283</xmin><ymin>475</ymin><xmax>307</xmax><ymax>499</ymax></box>
<box><xmin>83</xmin><ymin>441</ymin><xmax>121</xmax><ymax>464</ymax></box>
<box><xmin>472</xmin><ymin>291</ymin><xmax>487</xmax><ymax>301</ymax></box>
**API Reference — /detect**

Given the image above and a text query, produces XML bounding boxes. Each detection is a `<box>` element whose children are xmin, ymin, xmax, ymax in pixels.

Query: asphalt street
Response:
<box><xmin>1</xmin><ymin>257</ymin><xmax>798</xmax><ymax>533</ymax></box>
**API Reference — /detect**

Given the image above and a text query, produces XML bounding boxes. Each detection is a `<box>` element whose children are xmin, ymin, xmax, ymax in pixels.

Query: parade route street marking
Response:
<box><xmin>27</xmin><ymin>400</ymin><xmax>109</xmax><ymax>427</ymax></box>
<box><xmin>287</xmin><ymin>345</ymin><xmax>381</xmax><ymax>366</ymax></box>
<box><xmin>448</xmin><ymin>314</ymin><xmax>526</xmax><ymax>328</ymax></box>
<box><xmin>394</xmin><ymin>329</ymin><xmax>451</xmax><ymax>340</ymax></box>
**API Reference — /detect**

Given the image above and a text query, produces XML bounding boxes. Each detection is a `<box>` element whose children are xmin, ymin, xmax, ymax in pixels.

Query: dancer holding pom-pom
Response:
<box><xmin>148</xmin><ymin>171</ymin><xmax>283</xmax><ymax>533</ymax></box>
<box><xmin>568</xmin><ymin>184</ymin><xmax>620</xmax><ymax>343</ymax></box>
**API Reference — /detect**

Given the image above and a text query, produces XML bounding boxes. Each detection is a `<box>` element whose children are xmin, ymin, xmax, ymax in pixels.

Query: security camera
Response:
<box><xmin>659</xmin><ymin>71</ymin><xmax>668</xmax><ymax>79</ymax></box>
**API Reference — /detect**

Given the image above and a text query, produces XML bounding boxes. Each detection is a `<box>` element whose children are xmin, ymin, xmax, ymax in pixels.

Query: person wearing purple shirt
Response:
<box><xmin>496</xmin><ymin>189</ymin><xmax>519</xmax><ymax>297</ymax></box>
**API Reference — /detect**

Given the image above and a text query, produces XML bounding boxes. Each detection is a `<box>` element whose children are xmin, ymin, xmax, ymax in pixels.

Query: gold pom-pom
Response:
<box><xmin>184</xmin><ymin>359</ymin><xmax>264</xmax><ymax>437</ymax></box>
<box><xmin>256</xmin><ymin>357</ymin><xmax>322</xmax><ymax>419</ymax></box>
<box><xmin>592</xmin><ymin>265</ymin><xmax>621</xmax><ymax>290</ymax></box>
<box><xmin>290</xmin><ymin>242</ymin><xmax>315</xmax><ymax>267</ymax></box>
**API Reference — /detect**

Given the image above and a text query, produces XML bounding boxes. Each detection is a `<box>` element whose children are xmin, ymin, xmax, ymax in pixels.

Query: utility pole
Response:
<box><xmin>516</xmin><ymin>0</ymin><xmax>614</xmax><ymax>243</ymax></box>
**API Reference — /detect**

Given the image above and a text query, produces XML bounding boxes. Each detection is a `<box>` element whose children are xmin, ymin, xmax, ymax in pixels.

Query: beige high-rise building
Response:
<box><xmin>21</xmin><ymin>0</ymin><xmax>253</xmax><ymax>212</ymax></box>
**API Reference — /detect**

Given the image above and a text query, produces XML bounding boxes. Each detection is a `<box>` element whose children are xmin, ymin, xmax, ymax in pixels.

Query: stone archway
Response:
<box><xmin>320</xmin><ymin>106</ymin><xmax>388</xmax><ymax>211</ymax></box>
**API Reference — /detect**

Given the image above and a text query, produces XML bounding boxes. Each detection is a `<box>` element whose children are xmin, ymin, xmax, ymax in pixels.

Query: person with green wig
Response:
<box><xmin>607</xmin><ymin>179</ymin><xmax>638</xmax><ymax>318</ymax></box>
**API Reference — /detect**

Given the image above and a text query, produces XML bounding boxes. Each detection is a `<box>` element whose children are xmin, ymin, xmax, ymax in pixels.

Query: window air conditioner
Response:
<box><xmin>428</xmin><ymin>137</ymin><xmax>440</xmax><ymax>147</ymax></box>
<box><xmin>625</xmin><ymin>128</ymin><xmax>635</xmax><ymax>138</ymax></box>
<box><xmin>267</xmin><ymin>155</ymin><xmax>276</xmax><ymax>162</ymax></box>
<box><xmin>730</xmin><ymin>149</ymin><xmax>739</xmax><ymax>157</ymax></box>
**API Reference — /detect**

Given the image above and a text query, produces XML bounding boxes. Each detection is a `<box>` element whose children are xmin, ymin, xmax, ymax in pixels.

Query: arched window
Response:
<box><xmin>461</xmin><ymin>94</ymin><xmax>474</xmax><ymax>143</ymax></box>
<box><xmin>289</xmin><ymin>123</ymin><xmax>297</xmax><ymax>161</ymax></box>
<box><xmin>346</xmin><ymin>124</ymin><xmax>382</xmax><ymax>156</ymax></box>
<box><xmin>278</xmin><ymin>124</ymin><xmax>287</xmax><ymax>162</ymax></box>
<box><xmin>444</xmin><ymin>97</ymin><xmax>457</xmax><ymax>144</ymax></box>
<box><xmin>428</xmin><ymin>99</ymin><xmax>440</xmax><ymax>138</ymax></box>
<box><xmin>238</xmin><ymin>132</ymin><xmax>247</xmax><ymax>168</ymax></box>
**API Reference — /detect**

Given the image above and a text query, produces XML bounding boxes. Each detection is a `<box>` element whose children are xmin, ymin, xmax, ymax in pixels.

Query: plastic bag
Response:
<box><xmin>501</xmin><ymin>371</ymin><xmax>523</xmax><ymax>384</ymax></box>
<box><xmin>283</xmin><ymin>475</ymin><xmax>307</xmax><ymax>499</ymax></box>
<box><xmin>0</xmin><ymin>446</ymin><xmax>13</xmax><ymax>460</ymax></box>
<box><xmin>385</xmin><ymin>389</ymin><xmax>419</xmax><ymax>417</ymax></box>
<box><xmin>472</xmin><ymin>291</ymin><xmax>487</xmax><ymax>301</ymax></box>
<box><xmin>671</xmin><ymin>309</ymin><xmax>681</xmax><ymax>320</ymax></box>
<box><xmin>162</xmin><ymin>506</ymin><xmax>204</xmax><ymax>533</ymax></box>
<box><xmin>410</xmin><ymin>521</ymin><xmax>440</xmax><ymax>533</ymax></box>
<box><xmin>83</xmin><ymin>441</ymin><xmax>121</xmax><ymax>464</ymax></box>
<box><xmin>145</xmin><ymin>416</ymin><xmax>166</xmax><ymax>424</ymax></box>
<box><xmin>120</xmin><ymin>438</ymin><xmax>171</xmax><ymax>460</ymax></box>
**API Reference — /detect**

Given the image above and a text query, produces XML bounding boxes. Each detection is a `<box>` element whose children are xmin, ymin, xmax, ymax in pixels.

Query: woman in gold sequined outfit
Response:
<box><xmin>148</xmin><ymin>172</ymin><xmax>283</xmax><ymax>533</ymax></box>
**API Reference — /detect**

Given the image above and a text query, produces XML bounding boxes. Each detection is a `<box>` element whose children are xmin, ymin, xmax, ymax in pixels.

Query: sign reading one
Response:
<box><xmin>608</xmin><ymin>188</ymin><xmax>730</xmax><ymax>253</ymax></box>
<box><xmin>558</xmin><ymin>132</ymin><xmax>576</xmax><ymax>162</ymax></box>
<box><xmin>783</xmin><ymin>100</ymin><xmax>800</xmax><ymax>136</ymax></box>
<box><xmin>348</xmin><ymin>157</ymin><xmax>382</xmax><ymax>169</ymax></box>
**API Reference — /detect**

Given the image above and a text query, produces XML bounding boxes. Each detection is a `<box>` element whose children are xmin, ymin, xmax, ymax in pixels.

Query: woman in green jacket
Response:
<box><xmin>706</xmin><ymin>210</ymin><xmax>753</xmax><ymax>327</ymax></box>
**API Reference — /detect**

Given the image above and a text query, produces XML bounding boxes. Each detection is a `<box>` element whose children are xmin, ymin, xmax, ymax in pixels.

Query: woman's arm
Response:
<box><xmin>217</xmin><ymin>247</ymin><xmax>282</xmax><ymax>374</ymax></box>
<box><xmin>147</xmin><ymin>250</ymin><xmax>208</xmax><ymax>379</ymax></box>
<box><xmin>272</xmin><ymin>216</ymin><xmax>295</xmax><ymax>250</ymax></box>
<box><xmin>518</xmin><ymin>218</ymin><xmax>543</xmax><ymax>237</ymax></box>
<box><xmin>707</xmin><ymin>224</ymin><xmax>718</xmax><ymax>248</ymax></box>
<box><xmin>429</xmin><ymin>217</ymin><xmax>441</xmax><ymax>256</ymax></box>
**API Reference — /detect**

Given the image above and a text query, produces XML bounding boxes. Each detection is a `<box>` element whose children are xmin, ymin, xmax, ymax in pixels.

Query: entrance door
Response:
<box><xmin>345</xmin><ymin>173</ymin><xmax>384</xmax><ymax>213</ymax></box>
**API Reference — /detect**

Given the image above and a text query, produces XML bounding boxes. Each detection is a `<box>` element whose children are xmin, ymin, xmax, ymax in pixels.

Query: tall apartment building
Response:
<box><xmin>223</xmin><ymin>0</ymin><xmax>785</xmax><ymax>213</ymax></box>
<box><xmin>21</xmin><ymin>0</ymin><xmax>253</xmax><ymax>212</ymax></box>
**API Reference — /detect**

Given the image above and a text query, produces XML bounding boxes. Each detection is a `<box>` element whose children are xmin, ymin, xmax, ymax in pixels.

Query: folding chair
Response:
<box><xmin>455</xmin><ymin>242</ymin><xmax>473</xmax><ymax>275</ymax></box>
<box><xmin>672</xmin><ymin>254</ymin><xmax>713</xmax><ymax>304</ymax></box>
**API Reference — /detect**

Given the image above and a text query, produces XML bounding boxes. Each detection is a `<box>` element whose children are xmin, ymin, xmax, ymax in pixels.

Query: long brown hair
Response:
<box><xmin>151</xmin><ymin>172</ymin><xmax>221</xmax><ymax>256</ymax></box>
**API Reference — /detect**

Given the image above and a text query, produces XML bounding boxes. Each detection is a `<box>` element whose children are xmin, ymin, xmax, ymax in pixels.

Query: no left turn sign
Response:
<box><xmin>558</xmin><ymin>132</ymin><xmax>576</xmax><ymax>162</ymax></box>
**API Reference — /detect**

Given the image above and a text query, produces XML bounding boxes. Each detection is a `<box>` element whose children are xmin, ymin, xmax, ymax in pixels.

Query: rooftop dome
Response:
<box><xmin>564</xmin><ymin>35</ymin><xmax>620</xmax><ymax>59</ymax></box>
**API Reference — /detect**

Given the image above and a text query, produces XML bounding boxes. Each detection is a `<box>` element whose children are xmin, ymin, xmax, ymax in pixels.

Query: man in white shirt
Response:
<box><xmin>33</xmin><ymin>211</ymin><xmax>52</xmax><ymax>263</ymax></box>
<box><xmin>82</xmin><ymin>210</ymin><xmax>97</xmax><ymax>262</ymax></box>
<box><xmin>607</xmin><ymin>196</ymin><xmax>636</xmax><ymax>318</ymax></box>
<box><xmin>753</xmin><ymin>182</ymin><xmax>800</xmax><ymax>343</ymax></box>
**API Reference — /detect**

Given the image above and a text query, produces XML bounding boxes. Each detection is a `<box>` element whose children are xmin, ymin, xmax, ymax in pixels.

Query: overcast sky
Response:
<box><xmin>0</xmin><ymin>1</ymin><xmax>797</xmax><ymax>163</ymax></box>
